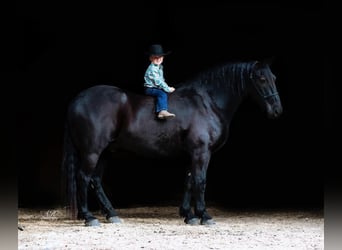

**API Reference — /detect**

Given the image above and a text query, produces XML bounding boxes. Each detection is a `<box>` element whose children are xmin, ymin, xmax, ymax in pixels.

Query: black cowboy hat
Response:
<box><xmin>146</xmin><ymin>44</ymin><xmax>171</xmax><ymax>56</ymax></box>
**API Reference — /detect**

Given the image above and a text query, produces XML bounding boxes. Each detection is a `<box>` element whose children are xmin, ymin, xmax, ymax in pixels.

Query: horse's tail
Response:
<box><xmin>61</xmin><ymin>121</ymin><xmax>78</xmax><ymax>220</ymax></box>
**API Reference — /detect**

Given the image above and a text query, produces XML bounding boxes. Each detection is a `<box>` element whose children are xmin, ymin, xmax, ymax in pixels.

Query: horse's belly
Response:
<box><xmin>108</xmin><ymin>139</ymin><xmax>183</xmax><ymax>158</ymax></box>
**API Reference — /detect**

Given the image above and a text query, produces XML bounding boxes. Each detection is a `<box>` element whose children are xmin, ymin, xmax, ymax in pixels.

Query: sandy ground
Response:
<box><xmin>18</xmin><ymin>206</ymin><xmax>323</xmax><ymax>250</ymax></box>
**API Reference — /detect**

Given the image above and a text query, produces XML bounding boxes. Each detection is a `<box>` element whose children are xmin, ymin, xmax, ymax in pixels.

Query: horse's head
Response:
<box><xmin>249</xmin><ymin>61</ymin><xmax>283</xmax><ymax>118</ymax></box>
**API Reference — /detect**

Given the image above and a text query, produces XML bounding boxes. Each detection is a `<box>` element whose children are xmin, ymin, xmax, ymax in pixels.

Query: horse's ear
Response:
<box><xmin>252</xmin><ymin>60</ymin><xmax>261</xmax><ymax>70</ymax></box>
<box><xmin>262</xmin><ymin>57</ymin><xmax>275</xmax><ymax>66</ymax></box>
<box><xmin>254</xmin><ymin>57</ymin><xmax>275</xmax><ymax>69</ymax></box>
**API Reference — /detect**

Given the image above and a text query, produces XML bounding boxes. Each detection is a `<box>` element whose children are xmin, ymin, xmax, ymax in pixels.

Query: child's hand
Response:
<box><xmin>169</xmin><ymin>87</ymin><xmax>175</xmax><ymax>93</ymax></box>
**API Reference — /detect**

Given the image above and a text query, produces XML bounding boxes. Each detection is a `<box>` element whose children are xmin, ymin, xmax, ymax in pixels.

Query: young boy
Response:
<box><xmin>144</xmin><ymin>44</ymin><xmax>176</xmax><ymax>119</ymax></box>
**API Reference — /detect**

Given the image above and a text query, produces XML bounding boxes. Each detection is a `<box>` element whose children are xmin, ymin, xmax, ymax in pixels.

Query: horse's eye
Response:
<box><xmin>259</xmin><ymin>76</ymin><xmax>266</xmax><ymax>82</ymax></box>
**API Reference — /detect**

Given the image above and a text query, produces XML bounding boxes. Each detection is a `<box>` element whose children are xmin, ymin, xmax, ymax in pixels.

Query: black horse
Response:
<box><xmin>62</xmin><ymin>59</ymin><xmax>282</xmax><ymax>226</ymax></box>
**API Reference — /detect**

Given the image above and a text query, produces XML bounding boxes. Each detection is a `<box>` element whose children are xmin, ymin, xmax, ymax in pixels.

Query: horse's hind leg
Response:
<box><xmin>90</xmin><ymin>176</ymin><xmax>122</xmax><ymax>223</ymax></box>
<box><xmin>76</xmin><ymin>168</ymin><xmax>101</xmax><ymax>226</ymax></box>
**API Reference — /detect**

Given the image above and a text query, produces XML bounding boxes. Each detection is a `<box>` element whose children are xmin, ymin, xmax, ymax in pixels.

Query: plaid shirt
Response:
<box><xmin>144</xmin><ymin>63</ymin><xmax>172</xmax><ymax>93</ymax></box>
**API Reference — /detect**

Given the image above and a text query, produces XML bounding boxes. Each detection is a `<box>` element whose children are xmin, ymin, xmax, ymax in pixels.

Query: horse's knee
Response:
<box><xmin>80</xmin><ymin>153</ymin><xmax>100</xmax><ymax>174</ymax></box>
<box><xmin>184</xmin><ymin>172</ymin><xmax>193</xmax><ymax>189</ymax></box>
<box><xmin>193</xmin><ymin>176</ymin><xmax>206</xmax><ymax>192</ymax></box>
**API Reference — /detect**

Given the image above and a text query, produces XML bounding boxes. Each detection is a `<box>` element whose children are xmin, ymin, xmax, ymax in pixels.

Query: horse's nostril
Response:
<box><xmin>275</xmin><ymin>107</ymin><xmax>283</xmax><ymax>117</ymax></box>
<box><xmin>277</xmin><ymin>107</ymin><xmax>283</xmax><ymax>115</ymax></box>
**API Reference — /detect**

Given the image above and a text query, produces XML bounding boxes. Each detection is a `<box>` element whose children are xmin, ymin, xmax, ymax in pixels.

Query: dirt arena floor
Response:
<box><xmin>18</xmin><ymin>206</ymin><xmax>323</xmax><ymax>250</ymax></box>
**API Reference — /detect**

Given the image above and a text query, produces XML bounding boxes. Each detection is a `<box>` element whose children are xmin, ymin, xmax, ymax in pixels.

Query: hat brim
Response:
<box><xmin>146</xmin><ymin>51</ymin><xmax>171</xmax><ymax>56</ymax></box>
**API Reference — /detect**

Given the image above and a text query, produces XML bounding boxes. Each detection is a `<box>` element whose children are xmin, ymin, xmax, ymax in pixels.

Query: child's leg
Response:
<box><xmin>145</xmin><ymin>88</ymin><xmax>168</xmax><ymax>113</ymax></box>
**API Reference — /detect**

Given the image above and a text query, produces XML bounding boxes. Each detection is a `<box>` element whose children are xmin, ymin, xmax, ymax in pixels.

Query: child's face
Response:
<box><xmin>150</xmin><ymin>56</ymin><xmax>164</xmax><ymax>65</ymax></box>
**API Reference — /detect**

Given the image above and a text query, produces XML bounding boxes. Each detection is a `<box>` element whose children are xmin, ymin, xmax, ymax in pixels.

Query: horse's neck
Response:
<box><xmin>207</xmin><ymin>86</ymin><xmax>245</xmax><ymax>119</ymax></box>
<box><xmin>178</xmin><ymin>75</ymin><xmax>248</xmax><ymax>118</ymax></box>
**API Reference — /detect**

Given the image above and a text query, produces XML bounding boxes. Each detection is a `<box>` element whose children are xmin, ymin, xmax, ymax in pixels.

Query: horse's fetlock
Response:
<box><xmin>179</xmin><ymin>206</ymin><xmax>193</xmax><ymax>218</ymax></box>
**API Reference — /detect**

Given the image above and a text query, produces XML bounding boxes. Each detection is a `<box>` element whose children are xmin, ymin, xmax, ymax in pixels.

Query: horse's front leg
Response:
<box><xmin>192</xmin><ymin>150</ymin><xmax>215</xmax><ymax>225</ymax></box>
<box><xmin>179</xmin><ymin>171</ymin><xmax>199</xmax><ymax>225</ymax></box>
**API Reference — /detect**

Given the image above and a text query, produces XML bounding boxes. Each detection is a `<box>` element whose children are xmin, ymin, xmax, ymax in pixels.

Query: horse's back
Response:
<box><xmin>67</xmin><ymin>84</ymin><xmax>152</xmax><ymax>139</ymax></box>
<box><xmin>68</xmin><ymin>85</ymin><xmax>145</xmax><ymax>117</ymax></box>
<box><xmin>70</xmin><ymin>85</ymin><xmax>127</xmax><ymax>109</ymax></box>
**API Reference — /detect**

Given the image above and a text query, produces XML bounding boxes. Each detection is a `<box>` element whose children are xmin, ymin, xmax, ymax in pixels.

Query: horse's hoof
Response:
<box><xmin>200</xmin><ymin>218</ymin><xmax>216</xmax><ymax>225</ymax></box>
<box><xmin>107</xmin><ymin>216</ymin><xmax>122</xmax><ymax>223</ymax></box>
<box><xmin>184</xmin><ymin>217</ymin><xmax>200</xmax><ymax>225</ymax></box>
<box><xmin>85</xmin><ymin>219</ymin><xmax>100</xmax><ymax>227</ymax></box>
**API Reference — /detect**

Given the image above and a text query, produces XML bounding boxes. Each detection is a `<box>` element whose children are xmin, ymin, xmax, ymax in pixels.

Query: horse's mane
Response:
<box><xmin>178</xmin><ymin>61</ymin><xmax>257</xmax><ymax>96</ymax></box>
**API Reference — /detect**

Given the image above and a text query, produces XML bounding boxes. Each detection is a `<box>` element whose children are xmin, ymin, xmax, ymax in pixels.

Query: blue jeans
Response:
<box><xmin>145</xmin><ymin>87</ymin><xmax>168</xmax><ymax>113</ymax></box>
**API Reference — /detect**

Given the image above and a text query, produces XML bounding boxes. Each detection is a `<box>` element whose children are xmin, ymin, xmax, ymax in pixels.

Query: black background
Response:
<box><xmin>14</xmin><ymin>2</ymin><xmax>328</xmax><ymax>210</ymax></box>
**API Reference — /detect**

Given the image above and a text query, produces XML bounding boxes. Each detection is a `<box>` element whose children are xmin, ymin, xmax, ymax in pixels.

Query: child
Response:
<box><xmin>144</xmin><ymin>44</ymin><xmax>176</xmax><ymax>119</ymax></box>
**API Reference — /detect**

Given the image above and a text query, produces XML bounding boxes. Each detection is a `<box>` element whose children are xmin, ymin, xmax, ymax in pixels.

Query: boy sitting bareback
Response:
<box><xmin>144</xmin><ymin>44</ymin><xmax>176</xmax><ymax>119</ymax></box>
